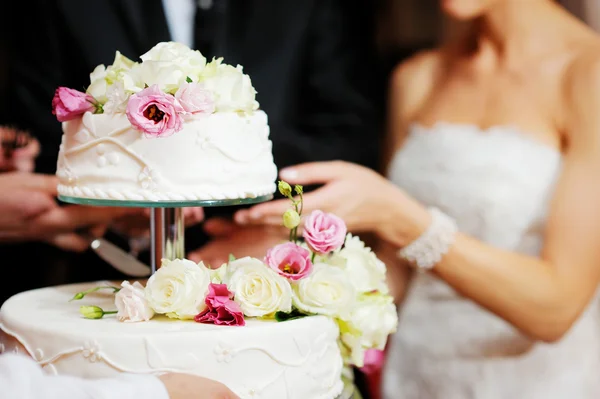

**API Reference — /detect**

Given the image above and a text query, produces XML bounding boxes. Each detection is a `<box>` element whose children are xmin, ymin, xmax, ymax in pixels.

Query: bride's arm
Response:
<box><xmin>381</xmin><ymin>56</ymin><xmax>600</xmax><ymax>343</ymax></box>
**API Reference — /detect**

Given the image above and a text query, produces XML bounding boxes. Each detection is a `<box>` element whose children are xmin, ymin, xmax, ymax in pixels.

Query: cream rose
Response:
<box><xmin>201</xmin><ymin>58</ymin><xmax>258</xmax><ymax>113</ymax></box>
<box><xmin>348</xmin><ymin>293</ymin><xmax>398</xmax><ymax>350</ymax></box>
<box><xmin>87</xmin><ymin>51</ymin><xmax>138</xmax><ymax>102</ymax></box>
<box><xmin>114</xmin><ymin>281</ymin><xmax>154</xmax><ymax>322</ymax></box>
<box><xmin>292</xmin><ymin>263</ymin><xmax>355</xmax><ymax>319</ymax></box>
<box><xmin>131</xmin><ymin>42</ymin><xmax>207</xmax><ymax>93</ymax></box>
<box><xmin>145</xmin><ymin>258</ymin><xmax>211</xmax><ymax>320</ymax></box>
<box><xmin>87</xmin><ymin>64</ymin><xmax>109</xmax><ymax>103</ymax></box>
<box><xmin>329</xmin><ymin>234</ymin><xmax>388</xmax><ymax>294</ymax></box>
<box><xmin>225</xmin><ymin>257</ymin><xmax>292</xmax><ymax>317</ymax></box>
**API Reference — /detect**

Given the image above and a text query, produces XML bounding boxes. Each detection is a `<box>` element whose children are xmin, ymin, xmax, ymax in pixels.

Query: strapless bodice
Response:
<box><xmin>383</xmin><ymin>122</ymin><xmax>600</xmax><ymax>399</ymax></box>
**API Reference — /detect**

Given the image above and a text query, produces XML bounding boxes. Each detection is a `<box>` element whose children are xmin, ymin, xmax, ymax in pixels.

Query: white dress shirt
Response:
<box><xmin>1</xmin><ymin>354</ymin><xmax>169</xmax><ymax>399</ymax></box>
<box><xmin>161</xmin><ymin>0</ymin><xmax>197</xmax><ymax>47</ymax></box>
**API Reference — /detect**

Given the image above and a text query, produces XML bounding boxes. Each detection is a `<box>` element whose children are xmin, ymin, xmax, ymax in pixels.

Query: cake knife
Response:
<box><xmin>90</xmin><ymin>238</ymin><xmax>152</xmax><ymax>277</ymax></box>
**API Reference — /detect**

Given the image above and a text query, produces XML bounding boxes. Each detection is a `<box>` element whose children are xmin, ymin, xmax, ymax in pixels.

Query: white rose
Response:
<box><xmin>129</xmin><ymin>61</ymin><xmax>187</xmax><ymax>93</ymax></box>
<box><xmin>140</xmin><ymin>41</ymin><xmax>206</xmax><ymax>70</ymax></box>
<box><xmin>133</xmin><ymin>42</ymin><xmax>207</xmax><ymax>92</ymax></box>
<box><xmin>114</xmin><ymin>281</ymin><xmax>154</xmax><ymax>322</ymax></box>
<box><xmin>292</xmin><ymin>263</ymin><xmax>355</xmax><ymax>319</ymax></box>
<box><xmin>145</xmin><ymin>259</ymin><xmax>211</xmax><ymax>320</ymax></box>
<box><xmin>87</xmin><ymin>64</ymin><xmax>108</xmax><ymax>102</ymax></box>
<box><xmin>201</xmin><ymin>59</ymin><xmax>258</xmax><ymax>113</ymax></box>
<box><xmin>87</xmin><ymin>52</ymin><xmax>138</xmax><ymax>102</ymax></box>
<box><xmin>348</xmin><ymin>293</ymin><xmax>398</xmax><ymax>350</ymax></box>
<box><xmin>105</xmin><ymin>51</ymin><xmax>136</xmax><ymax>84</ymax></box>
<box><xmin>329</xmin><ymin>234</ymin><xmax>388</xmax><ymax>294</ymax></box>
<box><xmin>225</xmin><ymin>257</ymin><xmax>292</xmax><ymax>317</ymax></box>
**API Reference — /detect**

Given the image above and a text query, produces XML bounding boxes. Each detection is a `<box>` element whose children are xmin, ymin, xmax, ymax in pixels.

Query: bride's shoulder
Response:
<box><xmin>561</xmin><ymin>41</ymin><xmax>600</xmax><ymax>144</ymax></box>
<box><xmin>389</xmin><ymin>49</ymin><xmax>444</xmax><ymax>118</ymax></box>
<box><xmin>562</xmin><ymin>40</ymin><xmax>600</xmax><ymax>95</ymax></box>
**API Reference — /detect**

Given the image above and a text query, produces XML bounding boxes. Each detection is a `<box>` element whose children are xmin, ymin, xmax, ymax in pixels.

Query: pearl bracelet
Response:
<box><xmin>397</xmin><ymin>207</ymin><xmax>458</xmax><ymax>270</ymax></box>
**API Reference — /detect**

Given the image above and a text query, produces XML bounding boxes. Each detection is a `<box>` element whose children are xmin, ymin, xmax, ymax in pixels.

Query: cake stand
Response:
<box><xmin>58</xmin><ymin>194</ymin><xmax>273</xmax><ymax>273</ymax></box>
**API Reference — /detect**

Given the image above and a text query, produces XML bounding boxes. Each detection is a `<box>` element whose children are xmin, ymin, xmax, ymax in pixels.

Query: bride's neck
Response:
<box><xmin>470</xmin><ymin>0</ymin><xmax>565</xmax><ymax>65</ymax></box>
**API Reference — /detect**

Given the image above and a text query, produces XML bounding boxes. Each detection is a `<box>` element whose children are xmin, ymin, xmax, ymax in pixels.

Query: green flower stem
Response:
<box><xmin>311</xmin><ymin>252</ymin><xmax>316</xmax><ymax>263</ymax></box>
<box><xmin>103</xmin><ymin>311</ymin><xmax>118</xmax><ymax>315</ymax></box>
<box><xmin>70</xmin><ymin>286</ymin><xmax>120</xmax><ymax>302</ymax></box>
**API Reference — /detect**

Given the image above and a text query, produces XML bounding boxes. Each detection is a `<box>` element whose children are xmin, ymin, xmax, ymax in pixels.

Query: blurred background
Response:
<box><xmin>375</xmin><ymin>0</ymin><xmax>599</xmax><ymax>74</ymax></box>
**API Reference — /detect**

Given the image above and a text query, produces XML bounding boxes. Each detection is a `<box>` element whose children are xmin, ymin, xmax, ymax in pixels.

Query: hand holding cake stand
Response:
<box><xmin>58</xmin><ymin>195</ymin><xmax>273</xmax><ymax>273</ymax></box>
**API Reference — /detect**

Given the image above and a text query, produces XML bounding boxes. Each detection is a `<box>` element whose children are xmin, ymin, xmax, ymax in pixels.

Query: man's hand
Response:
<box><xmin>159</xmin><ymin>373</ymin><xmax>240</xmax><ymax>399</ymax></box>
<box><xmin>188</xmin><ymin>218</ymin><xmax>287</xmax><ymax>267</ymax></box>
<box><xmin>0</xmin><ymin>172</ymin><xmax>132</xmax><ymax>251</ymax></box>
<box><xmin>0</xmin><ymin>130</ymin><xmax>39</xmax><ymax>173</ymax></box>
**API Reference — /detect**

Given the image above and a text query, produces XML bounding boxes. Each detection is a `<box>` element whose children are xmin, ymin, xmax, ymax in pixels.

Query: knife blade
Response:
<box><xmin>90</xmin><ymin>238</ymin><xmax>151</xmax><ymax>277</ymax></box>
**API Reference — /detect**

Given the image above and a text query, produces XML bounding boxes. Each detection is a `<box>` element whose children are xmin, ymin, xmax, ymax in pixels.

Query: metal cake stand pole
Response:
<box><xmin>56</xmin><ymin>194</ymin><xmax>274</xmax><ymax>275</ymax></box>
<box><xmin>150</xmin><ymin>207</ymin><xmax>185</xmax><ymax>273</ymax></box>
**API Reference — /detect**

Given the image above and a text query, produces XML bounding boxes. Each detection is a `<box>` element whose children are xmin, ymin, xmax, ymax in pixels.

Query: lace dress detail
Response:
<box><xmin>383</xmin><ymin>123</ymin><xmax>600</xmax><ymax>399</ymax></box>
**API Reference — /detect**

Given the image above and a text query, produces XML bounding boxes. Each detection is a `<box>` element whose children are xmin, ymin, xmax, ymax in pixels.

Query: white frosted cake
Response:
<box><xmin>0</xmin><ymin>282</ymin><xmax>344</xmax><ymax>399</ymax></box>
<box><xmin>54</xmin><ymin>42</ymin><xmax>277</xmax><ymax>201</ymax></box>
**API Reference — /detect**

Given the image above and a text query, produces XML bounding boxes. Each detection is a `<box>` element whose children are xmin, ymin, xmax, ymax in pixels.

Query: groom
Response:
<box><xmin>0</xmin><ymin>0</ymin><xmax>384</xmax><ymax>285</ymax></box>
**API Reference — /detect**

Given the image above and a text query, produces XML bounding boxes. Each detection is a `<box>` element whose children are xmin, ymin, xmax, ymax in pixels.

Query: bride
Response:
<box><xmin>234</xmin><ymin>0</ymin><xmax>600</xmax><ymax>397</ymax></box>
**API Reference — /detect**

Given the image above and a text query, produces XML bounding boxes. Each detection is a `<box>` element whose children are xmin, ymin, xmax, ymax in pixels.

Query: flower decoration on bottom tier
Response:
<box><xmin>69</xmin><ymin>181</ymin><xmax>398</xmax><ymax>369</ymax></box>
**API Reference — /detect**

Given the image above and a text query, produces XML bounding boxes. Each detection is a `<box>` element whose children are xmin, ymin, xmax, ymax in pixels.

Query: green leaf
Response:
<box><xmin>186</xmin><ymin>76</ymin><xmax>193</xmax><ymax>83</ymax></box>
<box><xmin>275</xmin><ymin>309</ymin><xmax>308</xmax><ymax>322</ymax></box>
<box><xmin>228</xmin><ymin>253</ymin><xmax>236</xmax><ymax>262</ymax></box>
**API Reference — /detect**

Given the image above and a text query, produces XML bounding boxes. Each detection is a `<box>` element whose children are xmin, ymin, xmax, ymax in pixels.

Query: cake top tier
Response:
<box><xmin>52</xmin><ymin>41</ymin><xmax>258</xmax><ymax>137</ymax></box>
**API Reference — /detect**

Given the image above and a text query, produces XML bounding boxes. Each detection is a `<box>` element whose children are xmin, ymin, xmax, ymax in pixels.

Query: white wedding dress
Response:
<box><xmin>383</xmin><ymin>123</ymin><xmax>600</xmax><ymax>399</ymax></box>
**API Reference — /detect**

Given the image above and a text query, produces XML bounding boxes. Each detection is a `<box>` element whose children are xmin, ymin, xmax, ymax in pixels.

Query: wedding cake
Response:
<box><xmin>0</xmin><ymin>186</ymin><xmax>398</xmax><ymax>398</ymax></box>
<box><xmin>0</xmin><ymin>43</ymin><xmax>399</xmax><ymax>399</ymax></box>
<box><xmin>54</xmin><ymin>42</ymin><xmax>277</xmax><ymax>201</ymax></box>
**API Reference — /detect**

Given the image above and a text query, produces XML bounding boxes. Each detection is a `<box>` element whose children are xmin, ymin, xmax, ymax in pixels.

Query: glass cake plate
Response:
<box><xmin>58</xmin><ymin>194</ymin><xmax>273</xmax><ymax>273</ymax></box>
<box><xmin>58</xmin><ymin>194</ymin><xmax>274</xmax><ymax>208</ymax></box>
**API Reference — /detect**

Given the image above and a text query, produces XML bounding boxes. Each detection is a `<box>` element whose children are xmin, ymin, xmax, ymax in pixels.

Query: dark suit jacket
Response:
<box><xmin>0</xmin><ymin>0</ymin><xmax>384</xmax><ymax>301</ymax></box>
<box><xmin>3</xmin><ymin>0</ymin><xmax>384</xmax><ymax>174</ymax></box>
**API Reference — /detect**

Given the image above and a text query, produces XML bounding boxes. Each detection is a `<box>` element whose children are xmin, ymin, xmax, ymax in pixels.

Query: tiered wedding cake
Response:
<box><xmin>0</xmin><ymin>43</ymin><xmax>398</xmax><ymax>399</ymax></box>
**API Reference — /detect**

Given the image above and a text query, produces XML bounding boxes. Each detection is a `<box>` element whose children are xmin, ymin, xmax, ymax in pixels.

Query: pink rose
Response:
<box><xmin>126</xmin><ymin>84</ymin><xmax>184</xmax><ymax>137</ymax></box>
<box><xmin>52</xmin><ymin>87</ymin><xmax>96</xmax><ymax>122</ymax></box>
<box><xmin>265</xmin><ymin>242</ymin><xmax>313</xmax><ymax>281</ymax></box>
<box><xmin>114</xmin><ymin>281</ymin><xmax>155</xmax><ymax>323</ymax></box>
<box><xmin>303</xmin><ymin>210</ymin><xmax>347</xmax><ymax>254</ymax></box>
<box><xmin>360</xmin><ymin>349</ymin><xmax>385</xmax><ymax>375</ymax></box>
<box><xmin>175</xmin><ymin>83</ymin><xmax>215</xmax><ymax>115</ymax></box>
<box><xmin>195</xmin><ymin>283</ymin><xmax>245</xmax><ymax>326</ymax></box>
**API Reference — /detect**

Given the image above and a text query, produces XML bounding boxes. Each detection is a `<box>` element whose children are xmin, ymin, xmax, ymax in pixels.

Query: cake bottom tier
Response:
<box><xmin>0</xmin><ymin>282</ymin><xmax>345</xmax><ymax>399</ymax></box>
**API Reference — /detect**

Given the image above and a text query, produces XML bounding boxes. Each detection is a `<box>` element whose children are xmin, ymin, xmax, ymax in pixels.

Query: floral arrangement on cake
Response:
<box><xmin>72</xmin><ymin>181</ymin><xmax>398</xmax><ymax>368</ymax></box>
<box><xmin>51</xmin><ymin>42</ymin><xmax>257</xmax><ymax>137</ymax></box>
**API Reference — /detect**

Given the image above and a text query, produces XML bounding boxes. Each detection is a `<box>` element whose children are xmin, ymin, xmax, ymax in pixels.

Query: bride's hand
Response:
<box><xmin>235</xmin><ymin>161</ymin><xmax>429</xmax><ymax>238</ymax></box>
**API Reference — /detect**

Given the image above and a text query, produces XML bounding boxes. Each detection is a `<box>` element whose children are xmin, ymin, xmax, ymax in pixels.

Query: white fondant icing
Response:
<box><xmin>0</xmin><ymin>283</ymin><xmax>344</xmax><ymax>399</ymax></box>
<box><xmin>56</xmin><ymin>111</ymin><xmax>277</xmax><ymax>201</ymax></box>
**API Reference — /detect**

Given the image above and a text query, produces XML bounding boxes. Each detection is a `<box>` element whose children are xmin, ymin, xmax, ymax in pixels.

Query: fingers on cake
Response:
<box><xmin>0</xmin><ymin>42</ymin><xmax>398</xmax><ymax>399</ymax></box>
